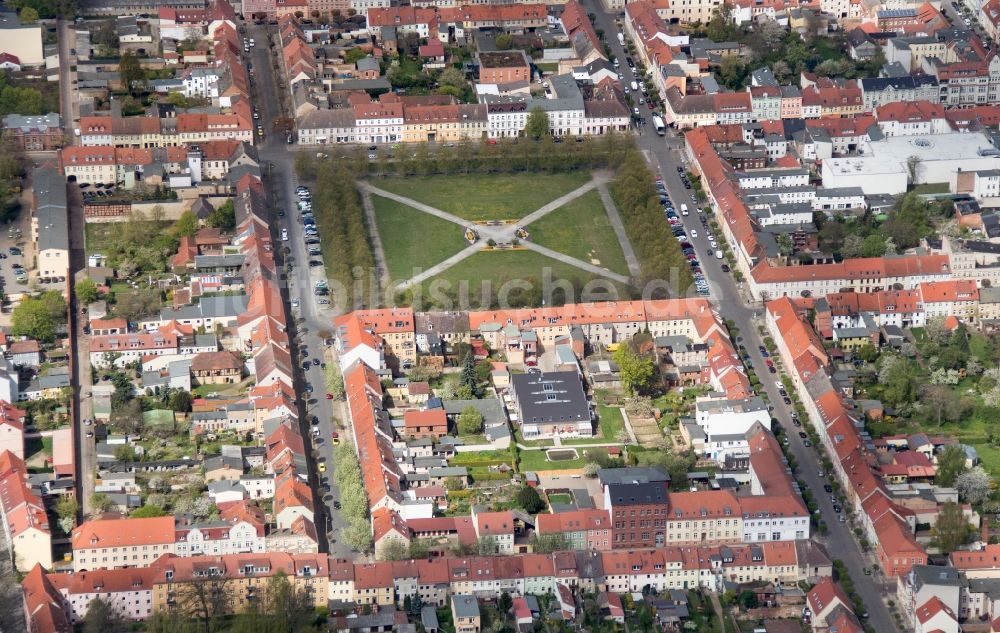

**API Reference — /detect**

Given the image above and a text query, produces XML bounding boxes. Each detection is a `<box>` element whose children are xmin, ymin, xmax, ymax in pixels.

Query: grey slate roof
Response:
<box><xmin>33</xmin><ymin>167</ymin><xmax>69</xmax><ymax>253</ymax></box>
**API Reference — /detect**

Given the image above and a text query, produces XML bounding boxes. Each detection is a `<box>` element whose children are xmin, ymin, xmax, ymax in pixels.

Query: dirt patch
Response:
<box><xmin>630</xmin><ymin>416</ymin><xmax>663</xmax><ymax>447</ymax></box>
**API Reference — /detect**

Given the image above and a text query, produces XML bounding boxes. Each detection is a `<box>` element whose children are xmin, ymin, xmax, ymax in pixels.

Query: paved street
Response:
<box><xmin>245</xmin><ymin>24</ymin><xmax>353</xmax><ymax>558</ymax></box>
<box><xmin>580</xmin><ymin>1</ymin><xmax>898</xmax><ymax>631</ymax></box>
<box><xmin>55</xmin><ymin>20</ymin><xmax>97</xmax><ymax>520</ymax></box>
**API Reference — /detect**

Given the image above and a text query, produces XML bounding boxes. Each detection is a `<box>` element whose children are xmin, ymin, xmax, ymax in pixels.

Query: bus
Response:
<box><xmin>652</xmin><ymin>114</ymin><xmax>665</xmax><ymax>136</ymax></box>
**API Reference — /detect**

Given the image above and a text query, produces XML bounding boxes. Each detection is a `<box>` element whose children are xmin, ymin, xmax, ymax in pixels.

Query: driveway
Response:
<box><xmin>580</xmin><ymin>1</ymin><xmax>899</xmax><ymax>630</ymax></box>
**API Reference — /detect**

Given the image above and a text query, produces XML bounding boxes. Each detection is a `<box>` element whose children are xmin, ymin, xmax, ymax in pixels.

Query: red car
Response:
<box><xmin>331</xmin><ymin>431</ymin><xmax>339</xmax><ymax>438</ymax></box>
<box><xmin>765</xmin><ymin>359</ymin><xmax>774</xmax><ymax>367</ymax></box>
<box><xmin>325</xmin><ymin>393</ymin><xmax>334</xmax><ymax>399</ymax></box>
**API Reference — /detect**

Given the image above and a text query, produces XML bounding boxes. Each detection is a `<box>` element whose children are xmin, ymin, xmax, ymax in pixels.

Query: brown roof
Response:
<box><xmin>191</xmin><ymin>350</ymin><xmax>243</xmax><ymax>372</ymax></box>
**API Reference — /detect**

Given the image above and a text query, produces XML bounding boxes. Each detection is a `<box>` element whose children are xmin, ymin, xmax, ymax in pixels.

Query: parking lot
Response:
<box><xmin>0</xmin><ymin>195</ymin><xmax>37</xmax><ymax>304</ymax></box>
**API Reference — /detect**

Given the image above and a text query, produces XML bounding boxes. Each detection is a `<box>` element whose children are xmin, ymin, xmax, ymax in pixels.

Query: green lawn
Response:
<box><xmin>405</xmin><ymin>249</ymin><xmax>632</xmax><ymax>309</ymax></box>
<box><xmin>597</xmin><ymin>405</ymin><xmax>625</xmax><ymax>441</ymax></box>
<box><xmin>192</xmin><ymin>383</ymin><xmax>233</xmax><ymax>398</ymax></box>
<box><xmin>527</xmin><ymin>190</ymin><xmax>630</xmax><ymax>276</ymax></box>
<box><xmin>374</xmin><ymin>172</ymin><xmax>592</xmax><ymax>221</ymax></box>
<box><xmin>546</xmin><ymin>493</ymin><xmax>573</xmax><ymax>505</ymax></box>
<box><xmin>518</xmin><ymin>448</ymin><xmax>585</xmax><ymax>472</ymax></box>
<box><xmin>912</xmin><ymin>183</ymin><xmax>950</xmax><ymax>195</ymax></box>
<box><xmin>370</xmin><ymin>194</ymin><xmax>467</xmax><ymax>282</ymax></box>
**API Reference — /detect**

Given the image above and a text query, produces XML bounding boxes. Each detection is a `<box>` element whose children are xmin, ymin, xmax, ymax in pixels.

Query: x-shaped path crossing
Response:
<box><xmin>359</xmin><ymin>173</ymin><xmax>637</xmax><ymax>290</ymax></box>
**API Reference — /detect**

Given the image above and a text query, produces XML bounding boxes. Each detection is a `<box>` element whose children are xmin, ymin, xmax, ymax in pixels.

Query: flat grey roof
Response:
<box><xmin>510</xmin><ymin>371</ymin><xmax>589</xmax><ymax>426</ymax></box>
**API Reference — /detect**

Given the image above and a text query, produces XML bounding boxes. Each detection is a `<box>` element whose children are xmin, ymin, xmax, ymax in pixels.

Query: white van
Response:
<box><xmin>715</xmin><ymin>250</ymin><xmax>723</xmax><ymax>259</ymax></box>
<box><xmin>680</xmin><ymin>204</ymin><xmax>689</xmax><ymax>216</ymax></box>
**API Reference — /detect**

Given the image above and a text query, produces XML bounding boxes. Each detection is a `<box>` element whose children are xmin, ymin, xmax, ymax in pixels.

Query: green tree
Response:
<box><xmin>113</xmin><ymin>444</ymin><xmax>137</xmax><ymax>462</ymax></box>
<box><xmin>170</xmin><ymin>390</ymin><xmax>193</xmax><ymax>413</ymax></box>
<box><xmin>204</xmin><ymin>199</ymin><xmax>235</xmax><ymax>231</ymax></box>
<box><xmin>460</xmin><ymin>352</ymin><xmax>478</xmax><ymax>396</ymax></box>
<box><xmin>933</xmin><ymin>501</ymin><xmax>972</xmax><ymax>554</ymax></box>
<box><xmin>856</xmin><ymin>344</ymin><xmax>879</xmax><ymax>363</ymax></box>
<box><xmin>613</xmin><ymin>344</ymin><xmax>655</xmax><ymax>396</ymax></box>
<box><xmin>457</xmin><ymin>405</ymin><xmax>484</xmax><ymax>435</ymax></box>
<box><xmin>18</xmin><ymin>6</ymin><xmax>39</xmax><ymax>22</ymax></box>
<box><xmin>524</xmin><ymin>107</ymin><xmax>550</xmax><ymax>139</ymax></box>
<box><xmin>82</xmin><ymin>597</ymin><xmax>130</xmax><ymax>633</ymax></box>
<box><xmin>438</xmin><ymin>67</ymin><xmax>466</xmax><ymax>91</ymax></box>
<box><xmin>171</xmin><ymin>210</ymin><xmax>200</xmax><ymax>238</ymax></box>
<box><xmin>344</xmin><ymin>48</ymin><xmax>368</xmax><ymax>64</ymax></box>
<box><xmin>777</xmin><ymin>233</ymin><xmax>794</xmax><ymax>256</ymax></box>
<box><xmin>12</xmin><ymin>291</ymin><xmax>65</xmax><ymax>343</ymax></box>
<box><xmin>936</xmin><ymin>445</ymin><xmax>968</xmax><ymax>487</ymax></box>
<box><xmin>75</xmin><ymin>278</ymin><xmax>100</xmax><ymax>305</ymax></box>
<box><xmin>718</xmin><ymin>55</ymin><xmax>748</xmax><ymax>90</ymax></box>
<box><xmin>131</xmin><ymin>505</ymin><xmax>167</xmax><ymax>518</ymax></box>
<box><xmin>118</xmin><ymin>52</ymin><xmax>145</xmax><ymax>96</ymax></box>
<box><xmin>408</xmin><ymin>592</ymin><xmax>424</xmax><ymax>616</ymax></box>
<box><xmin>515</xmin><ymin>485</ymin><xmax>545</xmax><ymax>513</ymax></box>
<box><xmin>737</xmin><ymin>590</ymin><xmax>758</xmax><ymax>610</ymax></box>
<box><xmin>55</xmin><ymin>495</ymin><xmax>78</xmax><ymax>520</ymax></box>
<box><xmin>89</xmin><ymin>492</ymin><xmax>114</xmax><ymax>515</ymax></box>
<box><xmin>706</xmin><ymin>4</ymin><xmax>738</xmax><ymax>42</ymax></box>
<box><xmin>495</xmin><ymin>33</ymin><xmax>514</xmax><ymax>50</ymax></box>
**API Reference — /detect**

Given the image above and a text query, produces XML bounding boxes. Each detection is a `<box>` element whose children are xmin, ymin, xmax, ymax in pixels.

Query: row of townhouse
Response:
<box><xmin>68</xmin><ymin>514</ymin><xmax>266</xmax><ymax>572</ymax></box>
<box><xmin>79</xmin><ymin>108</ymin><xmax>254</xmax><ymax>149</ymax></box>
<box><xmin>766</xmin><ymin>296</ymin><xmax>929</xmax><ymax>578</ymax></box>
<box><xmin>364</xmin><ymin>3</ymin><xmax>548</xmax><ymax>42</ymax></box>
<box><xmin>296</xmin><ymin>77</ymin><xmax>629</xmax><ymax>144</ymax></box>
<box><xmin>814</xmin><ymin>279</ymin><xmax>980</xmax><ymax>336</ymax></box>
<box><xmin>60</xmin><ymin>140</ymin><xmax>258</xmax><ymax>188</ymax></box>
<box><xmin>23</xmin><ymin>542</ymin><xmax>833</xmax><ymax>629</ymax></box>
<box><xmin>335</xmin><ymin>299</ymin><xmax>748</xmax><ymax>395</ymax></box>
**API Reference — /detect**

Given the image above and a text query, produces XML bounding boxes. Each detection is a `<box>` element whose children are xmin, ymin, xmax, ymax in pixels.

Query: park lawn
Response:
<box><xmin>85</xmin><ymin>221</ymin><xmax>173</xmax><ymax>257</ymax></box>
<box><xmin>409</xmin><ymin>249</ymin><xmax>632</xmax><ymax>309</ymax></box>
<box><xmin>375</xmin><ymin>172</ymin><xmax>592</xmax><ymax>221</ymax></box>
<box><xmin>370</xmin><ymin>194</ymin><xmax>467</xmax><ymax>282</ymax></box>
<box><xmin>527</xmin><ymin>190</ymin><xmax>631</xmax><ymax>276</ymax></box>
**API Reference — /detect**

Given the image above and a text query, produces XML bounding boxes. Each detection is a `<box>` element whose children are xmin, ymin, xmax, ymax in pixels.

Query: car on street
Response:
<box><xmin>318</xmin><ymin>462</ymin><xmax>326</xmax><ymax>473</ymax></box>
<box><xmin>798</xmin><ymin>431</ymin><xmax>807</xmax><ymax>439</ymax></box>
<box><xmin>783</xmin><ymin>396</ymin><xmax>792</xmax><ymax>405</ymax></box>
<box><xmin>824</xmin><ymin>484</ymin><xmax>833</xmax><ymax>493</ymax></box>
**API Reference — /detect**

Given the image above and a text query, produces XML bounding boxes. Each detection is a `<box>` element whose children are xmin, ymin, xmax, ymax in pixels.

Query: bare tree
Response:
<box><xmin>171</xmin><ymin>574</ymin><xmax>235</xmax><ymax>633</ymax></box>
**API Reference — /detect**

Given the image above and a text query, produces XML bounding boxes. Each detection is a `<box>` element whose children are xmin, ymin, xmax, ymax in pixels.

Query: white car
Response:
<box><xmin>691</xmin><ymin>229</ymin><xmax>698</xmax><ymax>238</ymax></box>
<box><xmin>281</xmin><ymin>228</ymin><xmax>289</xmax><ymax>241</ymax></box>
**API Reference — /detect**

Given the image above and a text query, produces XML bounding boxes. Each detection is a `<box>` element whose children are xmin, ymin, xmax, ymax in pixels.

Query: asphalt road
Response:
<box><xmin>55</xmin><ymin>19</ymin><xmax>98</xmax><ymax>520</ymax></box>
<box><xmin>245</xmin><ymin>24</ymin><xmax>354</xmax><ymax>558</ymax></box>
<box><xmin>582</xmin><ymin>1</ymin><xmax>899</xmax><ymax>630</ymax></box>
